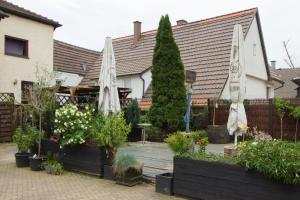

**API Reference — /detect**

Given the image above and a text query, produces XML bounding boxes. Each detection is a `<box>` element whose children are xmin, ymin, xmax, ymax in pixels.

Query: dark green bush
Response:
<box><xmin>190</xmin><ymin>106</ymin><xmax>209</xmax><ymax>131</ymax></box>
<box><xmin>238</xmin><ymin>140</ymin><xmax>300</xmax><ymax>184</ymax></box>
<box><xmin>125</xmin><ymin>99</ymin><xmax>140</xmax><ymax>130</ymax></box>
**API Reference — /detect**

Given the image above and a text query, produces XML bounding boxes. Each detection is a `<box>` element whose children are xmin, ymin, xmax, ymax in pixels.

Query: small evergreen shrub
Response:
<box><xmin>113</xmin><ymin>154</ymin><xmax>143</xmax><ymax>176</ymax></box>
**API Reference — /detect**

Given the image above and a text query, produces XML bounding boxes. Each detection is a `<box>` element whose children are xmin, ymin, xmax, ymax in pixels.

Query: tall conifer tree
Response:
<box><xmin>149</xmin><ymin>15</ymin><xmax>186</xmax><ymax>134</ymax></box>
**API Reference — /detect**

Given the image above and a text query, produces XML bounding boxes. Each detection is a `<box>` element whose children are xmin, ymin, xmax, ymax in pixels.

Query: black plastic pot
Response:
<box><xmin>103</xmin><ymin>165</ymin><xmax>115</xmax><ymax>180</ymax></box>
<box><xmin>156</xmin><ymin>173</ymin><xmax>174</xmax><ymax>195</ymax></box>
<box><xmin>29</xmin><ymin>156</ymin><xmax>44</xmax><ymax>171</ymax></box>
<box><xmin>15</xmin><ymin>153</ymin><xmax>31</xmax><ymax>167</ymax></box>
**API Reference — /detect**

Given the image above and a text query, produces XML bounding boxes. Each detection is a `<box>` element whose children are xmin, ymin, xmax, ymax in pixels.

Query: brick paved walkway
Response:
<box><xmin>0</xmin><ymin>143</ymin><xmax>183</xmax><ymax>200</ymax></box>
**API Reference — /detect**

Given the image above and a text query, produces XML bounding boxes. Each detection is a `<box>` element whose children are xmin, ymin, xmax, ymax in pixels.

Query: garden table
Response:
<box><xmin>137</xmin><ymin>123</ymin><xmax>152</xmax><ymax>144</ymax></box>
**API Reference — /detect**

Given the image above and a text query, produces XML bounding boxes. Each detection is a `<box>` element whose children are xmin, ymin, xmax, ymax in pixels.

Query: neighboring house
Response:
<box><xmin>274</xmin><ymin>67</ymin><xmax>300</xmax><ymax>98</ymax></box>
<box><xmin>54</xmin><ymin>40</ymin><xmax>100</xmax><ymax>88</ymax></box>
<box><xmin>0</xmin><ymin>0</ymin><xmax>60</xmax><ymax>102</ymax></box>
<box><xmin>80</xmin><ymin>8</ymin><xmax>280</xmax><ymax>106</ymax></box>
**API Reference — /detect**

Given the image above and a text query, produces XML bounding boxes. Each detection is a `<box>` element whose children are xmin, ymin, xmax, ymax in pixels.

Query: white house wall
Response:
<box><xmin>220</xmin><ymin>16</ymin><xmax>273</xmax><ymax>100</ymax></box>
<box><xmin>56</xmin><ymin>71</ymin><xmax>83</xmax><ymax>87</ymax></box>
<box><xmin>116</xmin><ymin>69</ymin><xmax>152</xmax><ymax>99</ymax></box>
<box><xmin>0</xmin><ymin>14</ymin><xmax>54</xmax><ymax>102</ymax></box>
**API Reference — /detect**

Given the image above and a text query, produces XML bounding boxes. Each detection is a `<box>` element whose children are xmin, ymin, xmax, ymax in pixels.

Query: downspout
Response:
<box><xmin>139</xmin><ymin>74</ymin><xmax>145</xmax><ymax>98</ymax></box>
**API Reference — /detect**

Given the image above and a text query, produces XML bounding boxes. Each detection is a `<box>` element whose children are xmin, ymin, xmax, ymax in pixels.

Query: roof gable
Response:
<box><xmin>54</xmin><ymin>40</ymin><xmax>101</xmax><ymax>76</ymax></box>
<box><xmin>0</xmin><ymin>0</ymin><xmax>61</xmax><ymax>28</ymax></box>
<box><xmin>81</xmin><ymin>8</ymin><xmax>258</xmax><ymax>98</ymax></box>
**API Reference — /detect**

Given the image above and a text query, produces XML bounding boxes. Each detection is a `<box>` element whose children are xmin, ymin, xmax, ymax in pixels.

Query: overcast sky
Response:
<box><xmin>9</xmin><ymin>0</ymin><xmax>300</xmax><ymax>68</ymax></box>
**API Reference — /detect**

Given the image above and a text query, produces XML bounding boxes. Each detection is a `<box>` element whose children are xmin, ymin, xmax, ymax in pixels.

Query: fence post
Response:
<box><xmin>207</xmin><ymin>99</ymin><xmax>212</xmax><ymax>125</ymax></box>
<box><xmin>268</xmin><ymin>98</ymin><xmax>273</xmax><ymax>136</ymax></box>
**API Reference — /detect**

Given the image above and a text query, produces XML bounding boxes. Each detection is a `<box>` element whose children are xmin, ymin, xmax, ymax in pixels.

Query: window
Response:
<box><xmin>124</xmin><ymin>79</ymin><xmax>131</xmax><ymax>89</ymax></box>
<box><xmin>253</xmin><ymin>43</ymin><xmax>257</xmax><ymax>56</ymax></box>
<box><xmin>21</xmin><ymin>81</ymin><xmax>33</xmax><ymax>104</ymax></box>
<box><xmin>5</xmin><ymin>36</ymin><xmax>28</xmax><ymax>58</ymax></box>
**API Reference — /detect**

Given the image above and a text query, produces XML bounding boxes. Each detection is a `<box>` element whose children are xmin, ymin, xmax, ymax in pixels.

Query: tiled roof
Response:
<box><xmin>81</xmin><ymin>8</ymin><xmax>263</xmax><ymax>99</ymax></box>
<box><xmin>54</xmin><ymin>40</ymin><xmax>101</xmax><ymax>76</ymax></box>
<box><xmin>0</xmin><ymin>0</ymin><xmax>61</xmax><ymax>28</ymax></box>
<box><xmin>139</xmin><ymin>98</ymin><xmax>208</xmax><ymax>110</ymax></box>
<box><xmin>275</xmin><ymin>68</ymin><xmax>300</xmax><ymax>98</ymax></box>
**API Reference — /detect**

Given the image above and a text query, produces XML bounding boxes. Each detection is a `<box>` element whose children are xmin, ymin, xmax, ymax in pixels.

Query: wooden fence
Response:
<box><xmin>0</xmin><ymin>93</ymin><xmax>15</xmax><ymax>142</ymax></box>
<box><xmin>208</xmin><ymin>98</ymin><xmax>300</xmax><ymax>140</ymax></box>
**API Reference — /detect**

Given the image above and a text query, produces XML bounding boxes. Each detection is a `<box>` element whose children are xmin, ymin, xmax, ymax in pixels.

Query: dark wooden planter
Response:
<box><xmin>207</xmin><ymin>125</ymin><xmax>230</xmax><ymax>144</ymax></box>
<box><xmin>156</xmin><ymin>173</ymin><xmax>174</xmax><ymax>195</ymax></box>
<box><xmin>61</xmin><ymin>144</ymin><xmax>107</xmax><ymax>177</ymax></box>
<box><xmin>41</xmin><ymin>139</ymin><xmax>60</xmax><ymax>155</ymax></box>
<box><xmin>103</xmin><ymin>165</ymin><xmax>115</xmax><ymax>180</ymax></box>
<box><xmin>29</xmin><ymin>156</ymin><xmax>44</xmax><ymax>171</ymax></box>
<box><xmin>173</xmin><ymin>157</ymin><xmax>300</xmax><ymax>200</ymax></box>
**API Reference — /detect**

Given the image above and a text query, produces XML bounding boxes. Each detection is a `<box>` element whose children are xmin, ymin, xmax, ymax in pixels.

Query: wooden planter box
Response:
<box><xmin>173</xmin><ymin>157</ymin><xmax>300</xmax><ymax>200</ymax></box>
<box><xmin>61</xmin><ymin>144</ymin><xmax>107</xmax><ymax>177</ymax></box>
<box><xmin>156</xmin><ymin>173</ymin><xmax>174</xmax><ymax>195</ymax></box>
<box><xmin>41</xmin><ymin>140</ymin><xmax>107</xmax><ymax>177</ymax></box>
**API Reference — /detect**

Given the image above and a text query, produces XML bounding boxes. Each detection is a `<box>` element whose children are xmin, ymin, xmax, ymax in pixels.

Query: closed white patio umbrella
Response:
<box><xmin>98</xmin><ymin>37</ymin><xmax>121</xmax><ymax>114</ymax></box>
<box><xmin>227</xmin><ymin>24</ymin><xmax>247</xmax><ymax>146</ymax></box>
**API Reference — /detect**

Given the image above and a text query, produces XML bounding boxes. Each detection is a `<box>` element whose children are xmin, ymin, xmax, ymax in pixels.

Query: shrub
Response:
<box><xmin>54</xmin><ymin>104</ymin><xmax>93</xmax><ymax>147</ymax></box>
<box><xmin>290</xmin><ymin>106</ymin><xmax>300</xmax><ymax>142</ymax></box>
<box><xmin>125</xmin><ymin>99</ymin><xmax>140</xmax><ymax>131</ymax></box>
<box><xmin>275</xmin><ymin>97</ymin><xmax>291</xmax><ymax>139</ymax></box>
<box><xmin>191</xmin><ymin>131</ymin><xmax>209</xmax><ymax>152</ymax></box>
<box><xmin>149</xmin><ymin>15</ymin><xmax>186</xmax><ymax>134</ymax></box>
<box><xmin>113</xmin><ymin>154</ymin><xmax>143</xmax><ymax>176</ymax></box>
<box><xmin>183</xmin><ymin>152</ymin><xmax>238</xmax><ymax>165</ymax></box>
<box><xmin>92</xmin><ymin>112</ymin><xmax>131</xmax><ymax>158</ymax></box>
<box><xmin>165</xmin><ymin>132</ymin><xmax>192</xmax><ymax>156</ymax></box>
<box><xmin>238</xmin><ymin>140</ymin><xmax>300</xmax><ymax>184</ymax></box>
<box><xmin>190</xmin><ymin>107</ymin><xmax>209</xmax><ymax>131</ymax></box>
<box><xmin>13</xmin><ymin>126</ymin><xmax>39</xmax><ymax>153</ymax></box>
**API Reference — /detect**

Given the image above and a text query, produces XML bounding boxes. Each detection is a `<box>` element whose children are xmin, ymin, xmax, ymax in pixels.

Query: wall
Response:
<box><xmin>0</xmin><ymin>14</ymin><xmax>54</xmax><ymax>102</ymax></box>
<box><xmin>117</xmin><ymin>69</ymin><xmax>151</xmax><ymax>99</ymax></box>
<box><xmin>220</xmin><ymin>16</ymin><xmax>272</xmax><ymax>100</ymax></box>
<box><xmin>56</xmin><ymin>71</ymin><xmax>83</xmax><ymax>87</ymax></box>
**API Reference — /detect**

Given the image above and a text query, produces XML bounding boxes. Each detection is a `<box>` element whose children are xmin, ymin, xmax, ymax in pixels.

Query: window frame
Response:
<box><xmin>4</xmin><ymin>35</ymin><xmax>29</xmax><ymax>59</ymax></box>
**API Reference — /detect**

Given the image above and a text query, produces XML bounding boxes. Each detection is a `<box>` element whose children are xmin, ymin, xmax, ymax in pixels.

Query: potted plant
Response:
<box><xmin>13</xmin><ymin>127</ymin><xmax>37</xmax><ymax>167</ymax></box>
<box><xmin>43</xmin><ymin>152</ymin><xmax>63</xmax><ymax>175</ymax></box>
<box><xmin>113</xmin><ymin>154</ymin><xmax>143</xmax><ymax>186</ymax></box>
<box><xmin>191</xmin><ymin>130</ymin><xmax>208</xmax><ymax>153</ymax></box>
<box><xmin>92</xmin><ymin>112</ymin><xmax>131</xmax><ymax>179</ymax></box>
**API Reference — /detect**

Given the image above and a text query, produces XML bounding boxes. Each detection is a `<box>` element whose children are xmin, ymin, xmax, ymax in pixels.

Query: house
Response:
<box><xmin>0</xmin><ymin>0</ymin><xmax>61</xmax><ymax>103</ymax></box>
<box><xmin>54</xmin><ymin>40</ymin><xmax>100</xmax><ymax>88</ymax></box>
<box><xmin>274</xmin><ymin>65</ymin><xmax>300</xmax><ymax>98</ymax></box>
<box><xmin>80</xmin><ymin>8</ymin><xmax>280</xmax><ymax>108</ymax></box>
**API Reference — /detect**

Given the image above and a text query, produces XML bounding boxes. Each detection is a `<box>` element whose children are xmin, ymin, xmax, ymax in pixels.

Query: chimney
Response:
<box><xmin>133</xmin><ymin>21</ymin><xmax>141</xmax><ymax>45</ymax></box>
<box><xmin>270</xmin><ymin>60</ymin><xmax>276</xmax><ymax>69</ymax></box>
<box><xmin>176</xmin><ymin>19</ymin><xmax>187</xmax><ymax>26</ymax></box>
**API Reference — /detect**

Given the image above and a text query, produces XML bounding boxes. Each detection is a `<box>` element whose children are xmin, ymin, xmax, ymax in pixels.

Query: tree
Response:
<box><xmin>290</xmin><ymin>106</ymin><xmax>300</xmax><ymax>142</ymax></box>
<box><xmin>149</xmin><ymin>15</ymin><xmax>186</xmax><ymax>134</ymax></box>
<box><xmin>275</xmin><ymin>97</ymin><xmax>291</xmax><ymax>139</ymax></box>
<box><xmin>125</xmin><ymin>99</ymin><xmax>140</xmax><ymax>131</ymax></box>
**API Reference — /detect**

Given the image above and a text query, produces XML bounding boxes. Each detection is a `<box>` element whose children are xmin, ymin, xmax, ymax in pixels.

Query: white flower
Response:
<box><xmin>252</xmin><ymin>142</ymin><xmax>258</xmax><ymax>145</ymax></box>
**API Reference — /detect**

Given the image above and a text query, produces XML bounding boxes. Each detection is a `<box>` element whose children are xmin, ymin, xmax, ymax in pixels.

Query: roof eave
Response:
<box><xmin>0</xmin><ymin>7</ymin><xmax>61</xmax><ymax>28</ymax></box>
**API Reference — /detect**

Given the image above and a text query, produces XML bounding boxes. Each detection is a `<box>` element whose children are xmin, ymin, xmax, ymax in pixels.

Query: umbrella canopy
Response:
<box><xmin>227</xmin><ymin>24</ymin><xmax>247</xmax><ymax>145</ymax></box>
<box><xmin>98</xmin><ymin>37</ymin><xmax>121</xmax><ymax>114</ymax></box>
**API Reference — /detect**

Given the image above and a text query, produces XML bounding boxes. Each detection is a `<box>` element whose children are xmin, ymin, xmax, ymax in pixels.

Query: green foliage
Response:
<box><xmin>13</xmin><ymin>126</ymin><xmax>39</xmax><ymax>153</ymax></box>
<box><xmin>191</xmin><ymin>131</ymin><xmax>209</xmax><ymax>152</ymax></box>
<box><xmin>275</xmin><ymin>97</ymin><xmax>291</xmax><ymax>119</ymax></box>
<box><xmin>91</xmin><ymin>112</ymin><xmax>131</xmax><ymax>157</ymax></box>
<box><xmin>165</xmin><ymin>132</ymin><xmax>192</xmax><ymax>156</ymax></box>
<box><xmin>55</xmin><ymin>104</ymin><xmax>93</xmax><ymax>147</ymax></box>
<box><xmin>290</xmin><ymin>106</ymin><xmax>300</xmax><ymax>119</ymax></box>
<box><xmin>113</xmin><ymin>154</ymin><xmax>143</xmax><ymax>176</ymax></box>
<box><xmin>149</xmin><ymin>15</ymin><xmax>186</xmax><ymax>134</ymax></box>
<box><xmin>238</xmin><ymin>140</ymin><xmax>300</xmax><ymax>184</ymax></box>
<box><xmin>125</xmin><ymin>99</ymin><xmax>140</xmax><ymax>130</ymax></box>
<box><xmin>190</xmin><ymin>107</ymin><xmax>209</xmax><ymax>131</ymax></box>
<box><xmin>43</xmin><ymin>152</ymin><xmax>63</xmax><ymax>175</ymax></box>
<box><xmin>183</xmin><ymin>152</ymin><xmax>238</xmax><ymax>165</ymax></box>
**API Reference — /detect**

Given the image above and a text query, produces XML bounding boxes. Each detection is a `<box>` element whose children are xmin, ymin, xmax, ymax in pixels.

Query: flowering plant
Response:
<box><xmin>54</xmin><ymin>104</ymin><xmax>93</xmax><ymax>147</ymax></box>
